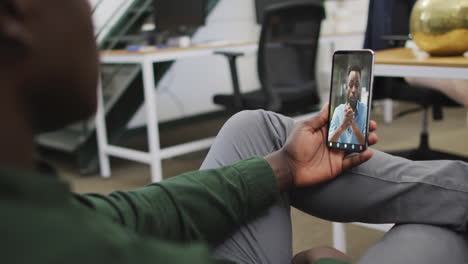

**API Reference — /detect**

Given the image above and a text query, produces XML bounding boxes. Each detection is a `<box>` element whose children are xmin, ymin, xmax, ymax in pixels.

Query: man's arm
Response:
<box><xmin>350</xmin><ymin>104</ymin><xmax>367</xmax><ymax>145</ymax></box>
<box><xmin>329</xmin><ymin>107</ymin><xmax>343</xmax><ymax>141</ymax></box>
<box><xmin>329</xmin><ymin>125</ymin><xmax>346</xmax><ymax>142</ymax></box>
<box><xmin>350</xmin><ymin>121</ymin><xmax>365</xmax><ymax>145</ymax></box>
<box><xmin>76</xmin><ymin>157</ymin><xmax>281</xmax><ymax>245</ymax></box>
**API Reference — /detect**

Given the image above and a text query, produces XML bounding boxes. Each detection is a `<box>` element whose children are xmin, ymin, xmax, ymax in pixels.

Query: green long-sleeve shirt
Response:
<box><xmin>0</xmin><ymin>157</ymin><xmax>279</xmax><ymax>264</ymax></box>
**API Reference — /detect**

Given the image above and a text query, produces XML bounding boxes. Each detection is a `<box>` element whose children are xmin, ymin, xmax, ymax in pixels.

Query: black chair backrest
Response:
<box><xmin>257</xmin><ymin>0</ymin><xmax>325</xmax><ymax>102</ymax></box>
<box><xmin>364</xmin><ymin>0</ymin><xmax>417</xmax><ymax>51</ymax></box>
<box><xmin>364</xmin><ymin>0</ymin><xmax>417</xmax><ymax>99</ymax></box>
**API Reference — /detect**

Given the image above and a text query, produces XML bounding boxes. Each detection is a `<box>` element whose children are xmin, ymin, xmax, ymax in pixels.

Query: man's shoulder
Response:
<box><xmin>358</xmin><ymin>101</ymin><xmax>368</xmax><ymax>108</ymax></box>
<box><xmin>334</xmin><ymin>104</ymin><xmax>346</xmax><ymax>111</ymax></box>
<box><xmin>357</xmin><ymin>102</ymin><xmax>368</xmax><ymax>113</ymax></box>
<box><xmin>331</xmin><ymin>104</ymin><xmax>346</xmax><ymax>121</ymax></box>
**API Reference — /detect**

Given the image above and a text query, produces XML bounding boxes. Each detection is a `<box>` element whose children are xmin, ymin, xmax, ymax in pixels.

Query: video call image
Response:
<box><xmin>327</xmin><ymin>52</ymin><xmax>373</xmax><ymax>151</ymax></box>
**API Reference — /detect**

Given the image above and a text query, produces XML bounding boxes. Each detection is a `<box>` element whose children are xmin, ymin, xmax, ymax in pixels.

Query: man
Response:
<box><xmin>0</xmin><ymin>1</ymin><xmax>374</xmax><ymax>263</ymax></box>
<box><xmin>1</xmin><ymin>1</ymin><xmax>468</xmax><ymax>264</ymax></box>
<box><xmin>329</xmin><ymin>65</ymin><xmax>368</xmax><ymax>145</ymax></box>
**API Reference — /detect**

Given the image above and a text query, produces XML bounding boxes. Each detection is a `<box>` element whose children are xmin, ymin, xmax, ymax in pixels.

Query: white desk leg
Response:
<box><xmin>96</xmin><ymin>77</ymin><xmax>111</xmax><ymax>178</ymax></box>
<box><xmin>142</xmin><ymin>60</ymin><xmax>163</xmax><ymax>182</ymax></box>
<box><xmin>383</xmin><ymin>99</ymin><xmax>393</xmax><ymax>124</ymax></box>
<box><xmin>332</xmin><ymin>222</ymin><xmax>347</xmax><ymax>253</ymax></box>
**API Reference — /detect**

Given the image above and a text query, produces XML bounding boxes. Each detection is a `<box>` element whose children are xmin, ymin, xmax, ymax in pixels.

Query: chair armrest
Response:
<box><xmin>213</xmin><ymin>51</ymin><xmax>245</xmax><ymax>110</ymax></box>
<box><xmin>381</xmin><ymin>35</ymin><xmax>411</xmax><ymax>48</ymax></box>
<box><xmin>214</xmin><ymin>51</ymin><xmax>245</xmax><ymax>58</ymax></box>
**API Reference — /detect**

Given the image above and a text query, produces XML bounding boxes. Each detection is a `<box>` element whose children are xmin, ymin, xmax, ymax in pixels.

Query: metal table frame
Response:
<box><xmin>96</xmin><ymin>43</ymin><xmax>257</xmax><ymax>182</ymax></box>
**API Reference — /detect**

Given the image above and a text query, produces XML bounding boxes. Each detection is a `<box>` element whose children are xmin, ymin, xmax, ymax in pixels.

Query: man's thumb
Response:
<box><xmin>306</xmin><ymin>103</ymin><xmax>329</xmax><ymax>130</ymax></box>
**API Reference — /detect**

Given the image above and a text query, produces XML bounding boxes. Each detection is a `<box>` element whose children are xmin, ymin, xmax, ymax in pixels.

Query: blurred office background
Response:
<box><xmin>37</xmin><ymin>0</ymin><xmax>468</xmax><ymax>262</ymax></box>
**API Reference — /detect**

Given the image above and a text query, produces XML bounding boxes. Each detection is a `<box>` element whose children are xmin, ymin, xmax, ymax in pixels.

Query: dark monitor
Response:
<box><xmin>153</xmin><ymin>0</ymin><xmax>208</xmax><ymax>32</ymax></box>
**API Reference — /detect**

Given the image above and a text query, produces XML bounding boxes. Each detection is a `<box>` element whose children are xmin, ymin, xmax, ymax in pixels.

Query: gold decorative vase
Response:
<box><xmin>410</xmin><ymin>0</ymin><xmax>468</xmax><ymax>56</ymax></box>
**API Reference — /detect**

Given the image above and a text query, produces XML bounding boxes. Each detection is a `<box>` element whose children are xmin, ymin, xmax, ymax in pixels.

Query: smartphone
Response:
<box><xmin>327</xmin><ymin>49</ymin><xmax>374</xmax><ymax>152</ymax></box>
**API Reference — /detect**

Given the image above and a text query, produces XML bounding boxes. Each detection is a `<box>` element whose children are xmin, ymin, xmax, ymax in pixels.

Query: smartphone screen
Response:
<box><xmin>327</xmin><ymin>50</ymin><xmax>374</xmax><ymax>152</ymax></box>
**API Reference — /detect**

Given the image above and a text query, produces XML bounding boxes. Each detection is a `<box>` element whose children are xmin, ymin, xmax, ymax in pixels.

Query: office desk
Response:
<box><xmin>374</xmin><ymin>47</ymin><xmax>468</xmax><ymax>123</ymax></box>
<box><xmin>333</xmin><ymin>48</ymin><xmax>468</xmax><ymax>253</ymax></box>
<box><xmin>374</xmin><ymin>47</ymin><xmax>468</xmax><ymax>79</ymax></box>
<box><xmin>96</xmin><ymin>42</ymin><xmax>257</xmax><ymax>182</ymax></box>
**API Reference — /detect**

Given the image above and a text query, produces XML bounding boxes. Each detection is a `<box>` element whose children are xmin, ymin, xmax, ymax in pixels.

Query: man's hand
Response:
<box><xmin>330</xmin><ymin>104</ymin><xmax>354</xmax><ymax>142</ymax></box>
<box><xmin>266</xmin><ymin>103</ymin><xmax>378</xmax><ymax>191</ymax></box>
<box><xmin>340</xmin><ymin>103</ymin><xmax>355</xmax><ymax>130</ymax></box>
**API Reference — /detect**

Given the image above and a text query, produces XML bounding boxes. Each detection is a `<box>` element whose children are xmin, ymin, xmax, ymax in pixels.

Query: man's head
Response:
<box><xmin>346</xmin><ymin>65</ymin><xmax>361</xmax><ymax>109</ymax></box>
<box><xmin>0</xmin><ymin>0</ymin><xmax>98</xmax><ymax>133</ymax></box>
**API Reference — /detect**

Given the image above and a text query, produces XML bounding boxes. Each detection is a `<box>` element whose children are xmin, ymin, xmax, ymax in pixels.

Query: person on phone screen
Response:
<box><xmin>329</xmin><ymin>65</ymin><xmax>368</xmax><ymax>145</ymax></box>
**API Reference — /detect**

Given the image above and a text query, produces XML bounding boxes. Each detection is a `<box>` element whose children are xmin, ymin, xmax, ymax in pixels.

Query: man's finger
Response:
<box><xmin>368</xmin><ymin>132</ymin><xmax>378</xmax><ymax>146</ymax></box>
<box><xmin>342</xmin><ymin>150</ymin><xmax>373</xmax><ymax>171</ymax></box>
<box><xmin>344</xmin><ymin>112</ymin><xmax>352</xmax><ymax>120</ymax></box>
<box><xmin>369</xmin><ymin>120</ymin><xmax>378</xmax><ymax>132</ymax></box>
<box><xmin>305</xmin><ymin>103</ymin><xmax>329</xmax><ymax>130</ymax></box>
<box><xmin>321</xmin><ymin>102</ymin><xmax>330</xmax><ymax>118</ymax></box>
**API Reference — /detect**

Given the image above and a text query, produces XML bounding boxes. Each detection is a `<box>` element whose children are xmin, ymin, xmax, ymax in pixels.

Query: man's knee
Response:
<box><xmin>225</xmin><ymin>110</ymin><xmax>268</xmax><ymax>129</ymax></box>
<box><xmin>219</xmin><ymin>110</ymin><xmax>278</xmax><ymax>141</ymax></box>
<box><xmin>358</xmin><ymin>224</ymin><xmax>468</xmax><ymax>264</ymax></box>
<box><xmin>202</xmin><ymin>110</ymin><xmax>282</xmax><ymax>169</ymax></box>
<box><xmin>223</xmin><ymin>110</ymin><xmax>293</xmax><ymax>140</ymax></box>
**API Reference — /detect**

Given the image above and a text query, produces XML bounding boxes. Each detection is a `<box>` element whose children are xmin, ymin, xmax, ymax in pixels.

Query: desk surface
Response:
<box><xmin>100</xmin><ymin>41</ymin><xmax>257</xmax><ymax>56</ymax></box>
<box><xmin>99</xmin><ymin>31</ymin><xmax>365</xmax><ymax>56</ymax></box>
<box><xmin>375</xmin><ymin>48</ymin><xmax>468</xmax><ymax>68</ymax></box>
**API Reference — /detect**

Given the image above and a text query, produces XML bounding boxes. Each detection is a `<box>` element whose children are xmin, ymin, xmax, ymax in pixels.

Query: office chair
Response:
<box><xmin>213</xmin><ymin>0</ymin><xmax>324</xmax><ymax>114</ymax></box>
<box><xmin>365</xmin><ymin>0</ymin><xmax>467</xmax><ymax>162</ymax></box>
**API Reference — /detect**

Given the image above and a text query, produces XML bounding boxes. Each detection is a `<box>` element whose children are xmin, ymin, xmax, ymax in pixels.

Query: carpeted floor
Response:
<box><xmin>49</xmin><ymin>102</ymin><xmax>468</xmax><ymax>262</ymax></box>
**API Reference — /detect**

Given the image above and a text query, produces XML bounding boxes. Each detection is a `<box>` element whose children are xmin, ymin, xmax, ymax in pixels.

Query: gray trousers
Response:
<box><xmin>200</xmin><ymin>110</ymin><xmax>468</xmax><ymax>264</ymax></box>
